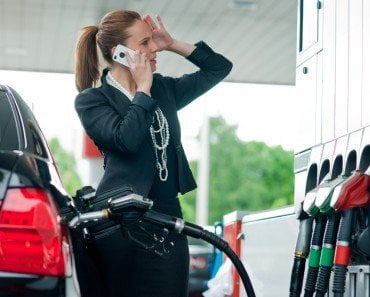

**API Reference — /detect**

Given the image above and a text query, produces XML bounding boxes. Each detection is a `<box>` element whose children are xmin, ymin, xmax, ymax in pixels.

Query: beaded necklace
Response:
<box><xmin>107</xmin><ymin>71</ymin><xmax>169</xmax><ymax>181</ymax></box>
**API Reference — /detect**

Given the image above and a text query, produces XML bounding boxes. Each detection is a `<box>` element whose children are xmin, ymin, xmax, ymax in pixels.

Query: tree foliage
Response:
<box><xmin>180</xmin><ymin>116</ymin><xmax>294</xmax><ymax>223</ymax></box>
<box><xmin>48</xmin><ymin>137</ymin><xmax>83</xmax><ymax>196</ymax></box>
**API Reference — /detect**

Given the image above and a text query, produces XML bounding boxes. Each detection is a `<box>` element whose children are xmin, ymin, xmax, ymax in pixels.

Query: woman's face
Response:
<box><xmin>125</xmin><ymin>19</ymin><xmax>158</xmax><ymax>72</ymax></box>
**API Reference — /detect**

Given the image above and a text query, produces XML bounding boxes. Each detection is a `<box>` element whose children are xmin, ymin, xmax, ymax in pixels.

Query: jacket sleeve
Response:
<box><xmin>75</xmin><ymin>89</ymin><xmax>157</xmax><ymax>154</ymax></box>
<box><xmin>164</xmin><ymin>41</ymin><xmax>233</xmax><ymax>110</ymax></box>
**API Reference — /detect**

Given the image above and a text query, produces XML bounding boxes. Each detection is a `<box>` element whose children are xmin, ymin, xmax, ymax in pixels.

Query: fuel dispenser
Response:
<box><xmin>289</xmin><ymin>168</ymin><xmax>370</xmax><ymax>297</ymax></box>
<box><xmin>65</xmin><ymin>168</ymin><xmax>369</xmax><ymax>297</ymax></box>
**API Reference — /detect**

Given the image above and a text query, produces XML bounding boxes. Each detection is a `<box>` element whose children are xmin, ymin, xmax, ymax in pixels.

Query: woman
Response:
<box><xmin>74</xmin><ymin>9</ymin><xmax>232</xmax><ymax>297</ymax></box>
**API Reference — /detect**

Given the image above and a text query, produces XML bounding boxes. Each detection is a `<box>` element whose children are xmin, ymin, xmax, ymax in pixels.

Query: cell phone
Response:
<box><xmin>112</xmin><ymin>44</ymin><xmax>135</xmax><ymax>67</ymax></box>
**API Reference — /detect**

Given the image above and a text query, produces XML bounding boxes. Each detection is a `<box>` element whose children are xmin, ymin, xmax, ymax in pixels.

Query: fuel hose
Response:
<box><xmin>332</xmin><ymin>209</ymin><xmax>354</xmax><ymax>297</ymax></box>
<box><xmin>69</xmin><ymin>191</ymin><xmax>257</xmax><ymax>296</ymax></box>
<box><xmin>289</xmin><ymin>216</ymin><xmax>313</xmax><ymax>297</ymax></box>
<box><xmin>303</xmin><ymin>215</ymin><xmax>327</xmax><ymax>297</ymax></box>
<box><xmin>314</xmin><ymin>212</ymin><xmax>341</xmax><ymax>297</ymax></box>
<box><xmin>68</xmin><ymin>206</ymin><xmax>256</xmax><ymax>296</ymax></box>
<box><xmin>142</xmin><ymin>210</ymin><xmax>256</xmax><ymax>297</ymax></box>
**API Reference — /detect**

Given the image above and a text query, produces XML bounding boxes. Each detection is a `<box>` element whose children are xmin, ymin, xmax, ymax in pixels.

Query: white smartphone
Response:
<box><xmin>112</xmin><ymin>44</ymin><xmax>135</xmax><ymax>67</ymax></box>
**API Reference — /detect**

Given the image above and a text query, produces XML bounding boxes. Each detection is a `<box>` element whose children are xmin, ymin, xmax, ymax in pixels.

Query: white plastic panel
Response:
<box><xmin>335</xmin><ymin>0</ymin><xmax>349</xmax><ymax>138</ymax></box>
<box><xmin>321</xmin><ymin>0</ymin><xmax>336</xmax><ymax>143</ymax></box>
<box><xmin>301</xmin><ymin>0</ymin><xmax>319</xmax><ymax>51</ymax></box>
<box><xmin>294</xmin><ymin>169</ymin><xmax>307</xmax><ymax>207</ymax></box>
<box><xmin>296</xmin><ymin>0</ymin><xmax>323</xmax><ymax>66</ymax></box>
<box><xmin>321</xmin><ymin>140</ymin><xmax>335</xmax><ymax>169</ymax></box>
<box><xmin>295</xmin><ymin>55</ymin><xmax>318</xmax><ymax>153</ymax></box>
<box><xmin>347</xmin><ymin>0</ymin><xmax>363</xmax><ymax>133</ymax></box>
<box><xmin>239</xmin><ymin>211</ymin><xmax>298</xmax><ymax>297</ymax></box>
<box><xmin>333</xmin><ymin>135</ymin><xmax>349</xmax><ymax>171</ymax></box>
<box><xmin>347</xmin><ymin>129</ymin><xmax>364</xmax><ymax>167</ymax></box>
<box><xmin>316</xmin><ymin>52</ymin><xmax>323</xmax><ymax>144</ymax></box>
<box><xmin>360</xmin><ymin>126</ymin><xmax>370</xmax><ymax>161</ymax></box>
<box><xmin>362</xmin><ymin>0</ymin><xmax>370</xmax><ymax>127</ymax></box>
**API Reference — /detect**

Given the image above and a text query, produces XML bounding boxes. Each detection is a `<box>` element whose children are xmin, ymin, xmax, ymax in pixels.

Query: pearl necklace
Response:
<box><xmin>150</xmin><ymin>109</ymin><xmax>170</xmax><ymax>181</ymax></box>
<box><xmin>107</xmin><ymin>71</ymin><xmax>170</xmax><ymax>181</ymax></box>
<box><xmin>107</xmin><ymin>71</ymin><xmax>134</xmax><ymax>100</ymax></box>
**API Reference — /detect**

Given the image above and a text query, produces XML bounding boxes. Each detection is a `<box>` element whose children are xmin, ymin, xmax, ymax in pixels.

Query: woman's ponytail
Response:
<box><xmin>74</xmin><ymin>10</ymin><xmax>142</xmax><ymax>92</ymax></box>
<box><xmin>75</xmin><ymin>26</ymin><xmax>99</xmax><ymax>92</ymax></box>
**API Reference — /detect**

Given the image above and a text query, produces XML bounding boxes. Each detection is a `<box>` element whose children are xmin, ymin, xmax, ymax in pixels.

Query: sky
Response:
<box><xmin>0</xmin><ymin>70</ymin><xmax>297</xmax><ymax>162</ymax></box>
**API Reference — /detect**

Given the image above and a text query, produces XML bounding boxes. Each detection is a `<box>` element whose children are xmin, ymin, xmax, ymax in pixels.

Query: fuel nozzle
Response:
<box><xmin>303</xmin><ymin>174</ymin><xmax>333</xmax><ymax>217</ymax></box>
<box><xmin>315</xmin><ymin>174</ymin><xmax>348</xmax><ymax>214</ymax></box>
<box><xmin>303</xmin><ymin>187</ymin><xmax>320</xmax><ymax>217</ymax></box>
<box><xmin>74</xmin><ymin>185</ymin><xmax>96</xmax><ymax>212</ymax></box>
<box><xmin>330</xmin><ymin>169</ymin><xmax>370</xmax><ymax>211</ymax></box>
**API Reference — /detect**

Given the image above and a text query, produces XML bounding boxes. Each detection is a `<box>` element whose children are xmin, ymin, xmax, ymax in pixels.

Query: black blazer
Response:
<box><xmin>75</xmin><ymin>41</ymin><xmax>232</xmax><ymax>197</ymax></box>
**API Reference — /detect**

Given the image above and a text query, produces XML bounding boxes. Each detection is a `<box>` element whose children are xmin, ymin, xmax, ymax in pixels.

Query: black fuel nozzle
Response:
<box><xmin>74</xmin><ymin>185</ymin><xmax>96</xmax><ymax>212</ymax></box>
<box><xmin>108</xmin><ymin>193</ymin><xmax>154</xmax><ymax>226</ymax></box>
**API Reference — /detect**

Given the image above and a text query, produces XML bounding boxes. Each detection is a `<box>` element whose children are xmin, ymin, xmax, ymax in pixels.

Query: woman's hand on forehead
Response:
<box><xmin>143</xmin><ymin>15</ymin><xmax>173</xmax><ymax>51</ymax></box>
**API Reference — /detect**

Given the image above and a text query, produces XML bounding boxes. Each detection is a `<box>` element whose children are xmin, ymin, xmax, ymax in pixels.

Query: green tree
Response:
<box><xmin>180</xmin><ymin>116</ymin><xmax>294</xmax><ymax>223</ymax></box>
<box><xmin>48</xmin><ymin>137</ymin><xmax>83</xmax><ymax>196</ymax></box>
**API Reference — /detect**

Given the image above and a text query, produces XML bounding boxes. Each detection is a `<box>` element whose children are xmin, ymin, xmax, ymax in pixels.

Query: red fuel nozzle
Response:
<box><xmin>330</xmin><ymin>170</ymin><xmax>370</xmax><ymax>211</ymax></box>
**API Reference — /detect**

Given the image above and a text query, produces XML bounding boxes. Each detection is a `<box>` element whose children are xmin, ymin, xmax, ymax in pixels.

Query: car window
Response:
<box><xmin>11</xmin><ymin>89</ymin><xmax>50</xmax><ymax>159</ymax></box>
<box><xmin>0</xmin><ymin>90</ymin><xmax>19</xmax><ymax>150</ymax></box>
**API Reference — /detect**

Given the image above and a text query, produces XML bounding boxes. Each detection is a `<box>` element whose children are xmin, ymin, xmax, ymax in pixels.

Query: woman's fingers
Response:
<box><xmin>144</xmin><ymin>14</ymin><xmax>165</xmax><ymax>32</ymax></box>
<box><xmin>138</xmin><ymin>52</ymin><xmax>148</xmax><ymax>64</ymax></box>
<box><xmin>143</xmin><ymin>15</ymin><xmax>157</xmax><ymax>31</ymax></box>
<box><xmin>126</xmin><ymin>51</ymin><xmax>149</xmax><ymax>71</ymax></box>
<box><xmin>124</xmin><ymin>51</ymin><xmax>134</xmax><ymax>67</ymax></box>
<box><xmin>126</xmin><ymin>51</ymin><xmax>145</xmax><ymax>66</ymax></box>
<box><xmin>156</xmin><ymin>15</ymin><xmax>164</xmax><ymax>30</ymax></box>
<box><xmin>128</xmin><ymin>51</ymin><xmax>152</xmax><ymax>93</ymax></box>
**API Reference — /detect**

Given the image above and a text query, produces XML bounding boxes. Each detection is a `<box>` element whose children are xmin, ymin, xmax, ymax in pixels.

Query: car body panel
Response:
<box><xmin>0</xmin><ymin>84</ymin><xmax>80</xmax><ymax>297</ymax></box>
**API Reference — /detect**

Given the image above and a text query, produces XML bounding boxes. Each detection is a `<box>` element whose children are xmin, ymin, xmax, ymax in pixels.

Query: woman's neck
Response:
<box><xmin>109</xmin><ymin>67</ymin><xmax>137</xmax><ymax>95</ymax></box>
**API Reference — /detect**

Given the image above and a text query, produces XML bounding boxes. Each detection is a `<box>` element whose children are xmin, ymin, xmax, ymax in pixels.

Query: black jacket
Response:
<box><xmin>75</xmin><ymin>41</ymin><xmax>232</xmax><ymax>197</ymax></box>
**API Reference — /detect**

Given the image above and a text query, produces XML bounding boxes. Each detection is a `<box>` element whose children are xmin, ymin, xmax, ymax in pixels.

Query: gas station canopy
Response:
<box><xmin>0</xmin><ymin>0</ymin><xmax>296</xmax><ymax>85</ymax></box>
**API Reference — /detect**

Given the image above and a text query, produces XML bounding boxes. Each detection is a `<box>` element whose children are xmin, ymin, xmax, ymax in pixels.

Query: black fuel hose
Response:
<box><xmin>314</xmin><ymin>212</ymin><xmax>341</xmax><ymax>297</ymax></box>
<box><xmin>289</xmin><ymin>214</ymin><xmax>313</xmax><ymax>297</ymax></box>
<box><xmin>69</xmin><ymin>192</ymin><xmax>256</xmax><ymax>297</ymax></box>
<box><xmin>142</xmin><ymin>210</ymin><xmax>256</xmax><ymax>297</ymax></box>
<box><xmin>304</xmin><ymin>215</ymin><xmax>327</xmax><ymax>297</ymax></box>
<box><xmin>332</xmin><ymin>209</ymin><xmax>355</xmax><ymax>297</ymax></box>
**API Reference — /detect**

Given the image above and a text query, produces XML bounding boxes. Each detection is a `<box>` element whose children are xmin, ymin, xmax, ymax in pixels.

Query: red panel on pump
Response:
<box><xmin>223</xmin><ymin>211</ymin><xmax>247</xmax><ymax>297</ymax></box>
<box><xmin>82</xmin><ymin>133</ymin><xmax>102</xmax><ymax>158</ymax></box>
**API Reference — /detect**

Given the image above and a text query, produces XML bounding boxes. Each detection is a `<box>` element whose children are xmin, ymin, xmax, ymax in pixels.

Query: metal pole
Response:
<box><xmin>196</xmin><ymin>113</ymin><xmax>209</xmax><ymax>226</ymax></box>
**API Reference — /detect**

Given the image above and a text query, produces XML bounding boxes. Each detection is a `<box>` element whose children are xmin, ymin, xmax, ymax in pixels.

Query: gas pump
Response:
<box><xmin>330</xmin><ymin>169</ymin><xmax>370</xmax><ymax>297</ymax></box>
<box><xmin>67</xmin><ymin>169</ymin><xmax>369</xmax><ymax>297</ymax></box>
<box><xmin>289</xmin><ymin>168</ymin><xmax>370</xmax><ymax>297</ymax></box>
